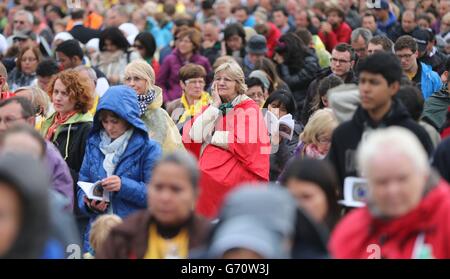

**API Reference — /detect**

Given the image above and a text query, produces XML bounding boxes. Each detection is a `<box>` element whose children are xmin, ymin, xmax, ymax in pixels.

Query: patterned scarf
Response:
<box><xmin>45</xmin><ymin>111</ymin><xmax>77</xmax><ymax>141</ymax></box>
<box><xmin>137</xmin><ymin>90</ymin><xmax>156</xmax><ymax>116</ymax></box>
<box><xmin>99</xmin><ymin>128</ymin><xmax>134</xmax><ymax>177</ymax></box>
<box><xmin>218</xmin><ymin>102</ymin><xmax>234</xmax><ymax>115</ymax></box>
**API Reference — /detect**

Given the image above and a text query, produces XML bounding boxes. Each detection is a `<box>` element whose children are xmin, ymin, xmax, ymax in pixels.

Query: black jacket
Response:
<box><xmin>200</xmin><ymin>41</ymin><xmax>222</xmax><ymax>67</ymax></box>
<box><xmin>301</xmin><ymin>68</ymin><xmax>357</xmax><ymax>125</ymax></box>
<box><xmin>51</xmin><ymin>122</ymin><xmax>92</xmax><ymax>183</ymax></box>
<box><xmin>277</xmin><ymin>51</ymin><xmax>321</xmax><ymax>114</ymax></box>
<box><xmin>69</xmin><ymin>25</ymin><xmax>100</xmax><ymax>44</ymax></box>
<box><xmin>387</xmin><ymin>24</ymin><xmax>418</xmax><ymax>43</ymax></box>
<box><xmin>327</xmin><ymin>98</ymin><xmax>434</xmax><ymax>194</ymax></box>
<box><xmin>269</xmin><ymin>122</ymin><xmax>303</xmax><ymax>181</ymax></box>
<box><xmin>432</xmin><ymin>137</ymin><xmax>450</xmax><ymax>184</ymax></box>
<box><xmin>419</xmin><ymin>49</ymin><xmax>448</xmax><ymax>75</ymax></box>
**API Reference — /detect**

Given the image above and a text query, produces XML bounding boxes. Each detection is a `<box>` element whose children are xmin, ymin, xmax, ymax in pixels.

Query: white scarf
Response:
<box><xmin>99</xmin><ymin>128</ymin><xmax>134</xmax><ymax>177</ymax></box>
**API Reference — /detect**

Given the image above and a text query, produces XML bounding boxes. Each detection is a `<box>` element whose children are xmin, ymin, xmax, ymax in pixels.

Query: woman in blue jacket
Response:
<box><xmin>77</xmin><ymin>85</ymin><xmax>162</xmax><ymax>253</ymax></box>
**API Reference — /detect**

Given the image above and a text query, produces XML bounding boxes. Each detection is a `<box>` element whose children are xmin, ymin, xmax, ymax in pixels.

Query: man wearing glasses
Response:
<box><xmin>394</xmin><ymin>35</ymin><xmax>442</xmax><ymax>100</ymax></box>
<box><xmin>301</xmin><ymin>43</ymin><xmax>357</xmax><ymax>124</ymax></box>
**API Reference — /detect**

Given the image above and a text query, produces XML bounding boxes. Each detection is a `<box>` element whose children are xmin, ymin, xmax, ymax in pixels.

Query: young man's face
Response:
<box><xmin>327</xmin><ymin>11</ymin><xmax>342</xmax><ymax>27</ymax></box>
<box><xmin>368</xmin><ymin>43</ymin><xmax>385</xmax><ymax>55</ymax></box>
<box><xmin>273</xmin><ymin>11</ymin><xmax>288</xmax><ymax>28</ymax></box>
<box><xmin>330</xmin><ymin>49</ymin><xmax>354</xmax><ymax>78</ymax></box>
<box><xmin>358</xmin><ymin>71</ymin><xmax>398</xmax><ymax>113</ymax></box>
<box><xmin>395</xmin><ymin>48</ymin><xmax>418</xmax><ymax>72</ymax></box>
<box><xmin>234</xmin><ymin>9</ymin><xmax>248</xmax><ymax>24</ymax></box>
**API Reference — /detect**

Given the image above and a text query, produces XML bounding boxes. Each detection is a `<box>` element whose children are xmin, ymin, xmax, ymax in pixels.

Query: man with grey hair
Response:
<box><xmin>105</xmin><ymin>5</ymin><xmax>129</xmax><ymax>28</ymax></box>
<box><xmin>351</xmin><ymin>27</ymin><xmax>372</xmax><ymax>61</ymax></box>
<box><xmin>330</xmin><ymin>127</ymin><xmax>450</xmax><ymax>259</ymax></box>
<box><xmin>6</xmin><ymin>10</ymin><xmax>53</xmax><ymax>57</ymax></box>
<box><xmin>214</xmin><ymin>0</ymin><xmax>236</xmax><ymax>31</ymax></box>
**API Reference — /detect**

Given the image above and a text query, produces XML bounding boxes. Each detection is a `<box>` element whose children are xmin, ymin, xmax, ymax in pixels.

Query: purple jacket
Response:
<box><xmin>45</xmin><ymin>141</ymin><xmax>74</xmax><ymax>210</ymax></box>
<box><xmin>156</xmin><ymin>48</ymin><xmax>212</xmax><ymax>103</ymax></box>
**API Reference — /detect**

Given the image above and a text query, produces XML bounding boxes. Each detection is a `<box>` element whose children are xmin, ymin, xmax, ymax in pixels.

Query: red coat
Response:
<box><xmin>329</xmin><ymin>180</ymin><xmax>450</xmax><ymax>259</ymax></box>
<box><xmin>195</xmin><ymin>100</ymin><xmax>270</xmax><ymax>218</ymax></box>
<box><xmin>319</xmin><ymin>22</ymin><xmax>352</xmax><ymax>53</ymax></box>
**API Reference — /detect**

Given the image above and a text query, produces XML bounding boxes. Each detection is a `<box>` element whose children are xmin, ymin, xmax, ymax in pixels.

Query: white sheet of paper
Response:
<box><xmin>77</xmin><ymin>181</ymin><xmax>110</xmax><ymax>202</ymax></box>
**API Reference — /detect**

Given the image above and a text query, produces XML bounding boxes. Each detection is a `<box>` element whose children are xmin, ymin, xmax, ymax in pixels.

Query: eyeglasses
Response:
<box><xmin>0</xmin><ymin>116</ymin><xmax>27</xmax><ymax>126</ymax></box>
<box><xmin>330</xmin><ymin>57</ymin><xmax>351</xmax><ymax>64</ymax></box>
<box><xmin>185</xmin><ymin>78</ymin><xmax>205</xmax><ymax>85</ymax></box>
<box><xmin>133</xmin><ymin>44</ymin><xmax>144</xmax><ymax>50</ymax></box>
<box><xmin>396</xmin><ymin>53</ymin><xmax>414</xmax><ymax>59</ymax></box>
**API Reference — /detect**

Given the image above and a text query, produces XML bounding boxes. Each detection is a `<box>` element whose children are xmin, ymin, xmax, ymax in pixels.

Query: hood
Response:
<box><xmin>93</xmin><ymin>85</ymin><xmax>148</xmax><ymax>135</ymax></box>
<box><xmin>435</xmin><ymin>84</ymin><xmax>450</xmax><ymax>99</ymax></box>
<box><xmin>148</xmin><ymin>86</ymin><xmax>164</xmax><ymax>110</ymax></box>
<box><xmin>218</xmin><ymin>184</ymin><xmax>297</xmax><ymax>238</ymax></box>
<box><xmin>352</xmin><ymin>97</ymin><xmax>411</xmax><ymax>129</ymax></box>
<box><xmin>0</xmin><ymin>153</ymin><xmax>50</xmax><ymax>259</ymax></box>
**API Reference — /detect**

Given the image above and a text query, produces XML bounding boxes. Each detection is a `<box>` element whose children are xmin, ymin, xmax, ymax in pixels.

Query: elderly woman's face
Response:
<box><xmin>124</xmin><ymin>74</ymin><xmax>147</xmax><ymax>95</ymax></box>
<box><xmin>367</xmin><ymin>151</ymin><xmax>426</xmax><ymax>218</ymax></box>
<box><xmin>148</xmin><ymin>162</ymin><xmax>197</xmax><ymax>227</ymax></box>
<box><xmin>181</xmin><ymin>77</ymin><xmax>205</xmax><ymax>99</ymax></box>
<box><xmin>214</xmin><ymin>70</ymin><xmax>238</xmax><ymax>102</ymax></box>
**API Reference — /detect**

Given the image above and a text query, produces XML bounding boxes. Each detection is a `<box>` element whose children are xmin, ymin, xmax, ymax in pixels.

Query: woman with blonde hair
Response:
<box><xmin>124</xmin><ymin>60</ymin><xmax>184</xmax><ymax>155</ymax></box>
<box><xmin>295</xmin><ymin>108</ymin><xmax>338</xmax><ymax>160</ymax></box>
<box><xmin>14</xmin><ymin>85</ymin><xmax>52</xmax><ymax>130</ymax></box>
<box><xmin>186</xmin><ymin>60</ymin><xmax>270</xmax><ymax>218</ymax></box>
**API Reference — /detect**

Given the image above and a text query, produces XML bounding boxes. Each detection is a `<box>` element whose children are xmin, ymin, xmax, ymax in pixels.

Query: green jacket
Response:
<box><xmin>422</xmin><ymin>85</ymin><xmax>450</xmax><ymax>130</ymax></box>
<box><xmin>41</xmin><ymin>112</ymin><xmax>93</xmax><ymax>141</ymax></box>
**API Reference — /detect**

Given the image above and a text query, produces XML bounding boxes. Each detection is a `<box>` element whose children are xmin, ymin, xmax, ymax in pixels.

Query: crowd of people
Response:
<box><xmin>0</xmin><ymin>0</ymin><xmax>450</xmax><ymax>259</ymax></box>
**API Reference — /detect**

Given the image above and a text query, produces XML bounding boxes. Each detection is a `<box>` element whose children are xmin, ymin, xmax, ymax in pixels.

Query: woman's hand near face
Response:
<box><xmin>211</xmin><ymin>82</ymin><xmax>222</xmax><ymax>108</ymax></box>
<box><xmin>101</xmin><ymin>175</ymin><xmax>122</xmax><ymax>192</ymax></box>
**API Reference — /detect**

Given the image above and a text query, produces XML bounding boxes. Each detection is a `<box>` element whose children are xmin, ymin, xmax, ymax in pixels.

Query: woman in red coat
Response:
<box><xmin>188</xmin><ymin>61</ymin><xmax>270</xmax><ymax>218</ymax></box>
<box><xmin>329</xmin><ymin>127</ymin><xmax>450</xmax><ymax>259</ymax></box>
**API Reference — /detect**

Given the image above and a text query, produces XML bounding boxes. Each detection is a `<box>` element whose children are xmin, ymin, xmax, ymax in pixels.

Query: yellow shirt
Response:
<box><xmin>144</xmin><ymin>224</ymin><xmax>189</xmax><ymax>259</ymax></box>
<box><xmin>89</xmin><ymin>95</ymin><xmax>99</xmax><ymax>117</ymax></box>
<box><xmin>406</xmin><ymin>71</ymin><xmax>416</xmax><ymax>80</ymax></box>
<box><xmin>178</xmin><ymin>92</ymin><xmax>211</xmax><ymax>124</ymax></box>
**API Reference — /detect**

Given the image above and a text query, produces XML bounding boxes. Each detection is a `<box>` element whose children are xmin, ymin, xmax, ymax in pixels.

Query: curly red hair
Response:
<box><xmin>48</xmin><ymin>70</ymin><xmax>94</xmax><ymax>114</ymax></box>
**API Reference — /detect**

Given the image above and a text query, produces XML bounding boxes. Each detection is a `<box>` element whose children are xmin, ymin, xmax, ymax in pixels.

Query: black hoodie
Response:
<box><xmin>0</xmin><ymin>154</ymin><xmax>50</xmax><ymax>259</ymax></box>
<box><xmin>327</xmin><ymin>97</ymin><xmax>434</xmax><ymax>195</ymax></box>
